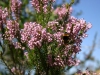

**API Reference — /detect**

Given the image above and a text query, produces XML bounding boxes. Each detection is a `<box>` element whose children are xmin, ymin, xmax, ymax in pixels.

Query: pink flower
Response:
<box><xmin>47</xmin><ymin>21</ymin><xmax>59</xmax><ymax>32</ymax></box>
<box><xmin>0</xmin><ymin>7</ymin><xmax>8</xmax><ymax>24</ymax></box>
<box><xmin>11</xmin><ymin>67</ymin><xmax>15</xmax><ymax>73</ymax></box>
<box><xmin>54</xmin><ymin>5</ymin><xmax>68</xmax><ymax>19</ymax></box>
<box><xmin>53</xmin><ymin>32</ymin><xmax>63</xmax><ymax>46</ymax></box>
<box><xmin>53</xmin><ymin>55</ymin><xmax>65</xmax><ymax>67</ymax></box>
<box><xmin>11</xmin><ymin>0</ymin><xmax>22</xmax><ymax>13</ymax></box>
<box><xmin>31</xmin><ymin>0</ymin><xmax>54</xmax><ymax>13</ymax></box>
<box><xmin>5</xmin><ymin>20</ymin><xmax>19</xmax><ymax>41</ymax></box>
<box><xmin>21</xmin><ymin>22</ymin><xmax>53</xmax><ymax>49</ymax></box>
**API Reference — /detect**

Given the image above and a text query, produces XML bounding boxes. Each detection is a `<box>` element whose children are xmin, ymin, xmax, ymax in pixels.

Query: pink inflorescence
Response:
<box><xmin>21</xmin><ymin>22</ymin><xmax>53</xmax><ymax>49</ymax></box>
<box><xmin>47</xmin><ymin>21</ymin><xmax>59</xmax><ymax>32</ymax></box>
<box><xmin>0</xmin><ymin>7</ymin><xmax>8</xmax><ymax>26</ymax></box>
<box><xmin>30</xmin><ymin>0</ymin><xmax>54</xmax><ymax>13</ymax></box>
<box><xmin>45</xmin><ymin>7</ymin><xmax>91</xmax><ymax>67</ymax></box>
<box><xmin>53</xmin><ymin>32</ymin><xmax>63</xmax><ymax>46</ymax></box>
<box><xmin>11</xmin><ymin>0</ymin><xmax>22</xmax><ymax>13</ymax></box>
<box><xmin>5</xmin><ymin>20</ymin><xmax>19</xmax><ymax>41</ymax></box>
<box><xmin>54</xmin><ymin>4</ymin><xmax>72</xmax><ymax>19</ymax></box>
<box><xmin>54</xmin><ymin>5</ymin><xmax>68</xmax><ymax>19</ymax></box>
<box><xmin>20</xmin><ymin>13</ymin><xmax>92</xmax><ymax>67</ymax></box>
<box><xmin>67</xmin><ymin>16</ymin><xmax>92</xmax><ymax>38</ymax></box>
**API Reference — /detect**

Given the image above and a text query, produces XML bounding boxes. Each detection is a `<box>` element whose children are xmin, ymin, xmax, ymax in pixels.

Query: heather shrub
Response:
<box><xmin>0</xmin><ymin>0</ymin><xmax>92</xmax><ymax>75</ymax></box>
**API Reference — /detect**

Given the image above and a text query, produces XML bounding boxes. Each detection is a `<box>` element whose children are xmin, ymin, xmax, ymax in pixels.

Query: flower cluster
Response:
<box><xmin>0</xmin><ymin>7</ymin><xmax>8</xmax><ymax>30</ymax></box>
<box><xmin>43</xmin><ymin>6</ymin><xmax>91</xmax><ymax>67</ymax></box>
<box><xmin>67</xmin><ymin>16</ymin><xmax>92</xmax><ymax>37</ymax></box>
<box><xmin>21</xmin><ymin>22</ymin><xmax>53</xmax><ymax>49</ymax></box>
<box><xmin>31</xmin><ymin>0</ymin><xmax>55</xmax><ymax>13</ymax></box>
<box><xmin>5</xmin><ymin>20</ymin><xmax>19</xmax><ymax>41</ymax></box>
<box><xmin>20</xmin><ymin>13</ymin><xmax>91</xmax><ymax>68</ymax></box>
<box><xmin>47</xmin><ymin>21</ymin><xmax>59</xmax><ymax>32</ymax></box>
<box><xmin>11</xmin><ymin>0</ymin><xmax>22</xmax><ymax>13</ymax></box>
<box><xmin>53</xmin><ymin>55</ymin><xmax>65</xmax><ymax>67</ymax></box>
<box><xmin>53</xmin><ymin>32</ymin><xmax>63</xmax><ymax>46</ymax></box>
<box><xmin>54</xmin><ymin>5</ymin><xmax>72</xmax><ymax>19</ymax></box>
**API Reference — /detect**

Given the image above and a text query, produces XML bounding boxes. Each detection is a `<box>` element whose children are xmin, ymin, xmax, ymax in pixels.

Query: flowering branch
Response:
<box><xmin>0</xmin><ymin>0</ymin><xmax>92</xmax><ymax>75</ymax></box>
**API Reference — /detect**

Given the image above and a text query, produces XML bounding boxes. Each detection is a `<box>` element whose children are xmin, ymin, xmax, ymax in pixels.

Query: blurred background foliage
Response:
<box><xmin>0</xmin><ymin>0</ymin><xmax>100</xmax><ymax>75</ymax></box>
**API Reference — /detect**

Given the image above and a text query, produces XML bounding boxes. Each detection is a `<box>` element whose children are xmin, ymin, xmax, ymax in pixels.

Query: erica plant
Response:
<box><xmin>0</xmin><ymin>0</ymin><xmax>92</xmax><ymax>75</ymax></box>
